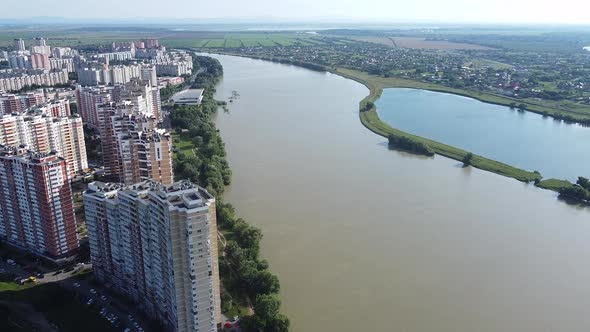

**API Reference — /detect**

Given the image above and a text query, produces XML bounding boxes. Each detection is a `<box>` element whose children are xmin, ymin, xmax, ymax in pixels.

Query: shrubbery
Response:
<box><xmin>559</xmin><ymin>176</ymin><xmax>590</xmax><ymax>202</ymax></box>
<box><xmin>388</xmin><ymin>133</ymin><xmax>435</xmax><ymax>156</ymax></box>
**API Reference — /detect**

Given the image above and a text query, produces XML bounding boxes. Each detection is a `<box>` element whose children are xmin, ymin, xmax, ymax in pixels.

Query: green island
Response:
<box><xmin>169</xmin><ymin>55</ymin><xmax>290</xmax><ymax>331</ymax></box>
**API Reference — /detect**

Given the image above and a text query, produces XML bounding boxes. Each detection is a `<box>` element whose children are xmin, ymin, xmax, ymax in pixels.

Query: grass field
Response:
<box><xmin>536</xmin><ymin>178</ymin><xmax>574</xmax><ymax>191</ymax></box>
<box><xmin>349</xmin><ymin>36</ymin><xmax>396</xmax><ymax>47</ymax></box>
<box><xmin>171</xmin><ymin>132</ymin><xmax>196</xmax><ymax>156</ymax></box>
<box><xmin>0</xmin><ymin>30</ymin><xmax>327</xmax><ymax>49</ymax></box>
<box><xmin>390</xmin><ymin>37</ymin><xmax>493</xmax><ymax>50</ymax></box>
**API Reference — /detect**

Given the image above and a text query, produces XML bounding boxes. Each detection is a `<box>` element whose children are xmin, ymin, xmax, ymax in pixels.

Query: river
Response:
<box><xmin>376</xmin><ymin>88</ymin><xmax>590</xmax><ymax>181</ymax></box>
<box><xmin>211</xmin><ymin>54</ymin><xmax>590</xmax><ymax>332</ymax></box>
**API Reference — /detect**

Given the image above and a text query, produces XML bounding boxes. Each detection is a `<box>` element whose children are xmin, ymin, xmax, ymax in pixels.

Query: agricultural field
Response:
<box><xmin>349</xmin><ymin>36</ymin><xmax>395</xmax><ymax>47</ymax></box>
<box><xmin>0</xmin><ymin>29</ymin><xmax>327</xmax><ymax>49</ymax></box>
<box><xmin>161</xmin><ymin>33</ymin><xmax>327</xmax><ymax>48</ymax></box>
<box><xmin>390</xmin><ymin>37</ymin><xmax>493</xmax><ymax>50</ymax></box>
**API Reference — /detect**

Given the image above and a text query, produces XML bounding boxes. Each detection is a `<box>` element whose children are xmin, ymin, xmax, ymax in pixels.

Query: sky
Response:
<box><xmin>3</xmin><ymin>0</ymin><xmax>590</xmax><ymax>24</ymax></box>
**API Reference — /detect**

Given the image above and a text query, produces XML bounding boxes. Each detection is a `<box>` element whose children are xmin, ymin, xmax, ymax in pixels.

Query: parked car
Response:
<box><xmin>90</xmin><ymin>288</ymin><xmax>97</xmax><ymax>294</ymax></box>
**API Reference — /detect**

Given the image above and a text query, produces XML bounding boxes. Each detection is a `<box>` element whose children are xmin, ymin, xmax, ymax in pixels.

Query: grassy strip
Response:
<box><xmin>536</xmin><ymin>179</ymin><xmax>575</xmax><ymax>192</ymax></box>
<box><xmin>336</xmin><ymin>68</ymin><xmax>590</xmax><ymax>122</ymax></box>
<box><xmin>333</xmin><ymin>68</ymin><xmax>542</xmax><ymax>182</ymax></box>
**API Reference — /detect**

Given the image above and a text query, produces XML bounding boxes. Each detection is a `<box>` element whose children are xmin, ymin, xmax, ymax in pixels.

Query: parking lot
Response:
<box><xmin>0</xmin><ymin>255</ymin><xmax>151</xmax><ymax>332</ymax></box>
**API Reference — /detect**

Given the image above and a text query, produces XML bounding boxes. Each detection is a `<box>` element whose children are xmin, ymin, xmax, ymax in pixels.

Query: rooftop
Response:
<box><xmin>171</xmin><ymin>89</ymin><xmax>204</xmax><ymax>105</ymax></box>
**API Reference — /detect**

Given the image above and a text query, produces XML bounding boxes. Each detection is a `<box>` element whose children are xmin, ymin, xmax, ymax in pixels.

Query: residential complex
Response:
<box><xmin>0</xmin><ymin>38</ymin><xmax>76</xmax><ymax>92</ymax></box>
<box><xmin>76</xmin><ymin>79</ymin><xmax>161</xmax><ymax>127</ymax></box>
<box><xmin>0</xmin><ymin>68</ymin><xmax>69</xmax><ymax>93</ymax></box>
<box><xmin>98</xmin><ymin>104</ymin><xmax>172</xmax><ymax>185</ymax></box>
<box><xmin>0</xmin><ymin>90</ymin><xmax>46</xmax><ymax>114</ymax></box>
<box><xmin>75</xmin><ymin>85</ymin><xmax>113</xmax><ymax>127</ymax></box>
<box><xmin>0</xmin><ymin>147</ymin><xmax>79</xmax><ymax>260</ymax></box>
<box><xmin>0</xmin><ymin>112</ymin><xmax>88</xmax><ymax>177</ymax></box>
<box><xmin>84</xmin><ymin>180</ymin><xmax>221</xmax><ymax>332</ymax></box>
<box><xmin>77</xmin><ymin>64</ymin><xmax>143</xmax><ymax>86</ymax></box>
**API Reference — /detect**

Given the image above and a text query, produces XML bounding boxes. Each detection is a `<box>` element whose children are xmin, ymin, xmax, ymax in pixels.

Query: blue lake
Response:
<box><xmin>376</xmin><ymin>88</ymin><xmax>590</xmax><ymax>181</ymax></box>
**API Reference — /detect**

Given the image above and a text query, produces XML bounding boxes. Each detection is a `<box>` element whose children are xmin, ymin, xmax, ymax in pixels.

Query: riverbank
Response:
<box><xmin>169</xmin><ymin>54</ymin><xmax>290</xmax><ymax>331</ymax></box>
<box><xmin>209</xmin><ymin>51</ymin><xmax>583</xmax><ymax>193</ymax></box>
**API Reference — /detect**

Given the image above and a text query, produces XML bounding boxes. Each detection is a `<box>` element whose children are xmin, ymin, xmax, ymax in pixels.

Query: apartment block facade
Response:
<box><xmin>76</xmin><ymin>80</ymin><xmax>161</xmax><ymax>128</ymax></box>
<box><xmin>0</xmin><ymin>69</ymin><xmax>69</xmax><ymax>93</ymax></box>
<box><xmin>0</xmin><ymin>90</ymin><xmax>46</xmax><ymax>115</ymax></box>
<box><xmin>84</xmin><ymin>180</ymin><xmax>221</xmax><ymax>332</ymax></box>
<box><xmin>0</xmin><ymin>113</ymin><xmax>88</xmax><ymax>177</ymax></box>
<box><xmin>0</xmin><ymin>147</ymin><xmax>79</xmax><ymax>260</ymax></box>
<box><xmin>97</xmin><ymin>104</ymin><xmax>172</xmax><ymax>185</ymax></box>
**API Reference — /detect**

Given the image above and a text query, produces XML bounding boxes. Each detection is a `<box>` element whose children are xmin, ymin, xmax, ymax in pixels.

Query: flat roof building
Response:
<box><xmin>171</xmin><ymin>89</ymin><xmax>204</xmax><ymax>106</ymax></box>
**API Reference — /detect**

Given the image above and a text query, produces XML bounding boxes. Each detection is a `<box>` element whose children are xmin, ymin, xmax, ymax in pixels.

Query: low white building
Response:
<box><xmin>171</xmin><ymin>89</ymin><xmax>204</xmax><ymax>105</ymax></box>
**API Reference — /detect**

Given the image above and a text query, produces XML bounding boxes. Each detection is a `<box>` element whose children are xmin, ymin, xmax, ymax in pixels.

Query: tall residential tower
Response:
<box><xmin>0</xmin><ymin>147</ymin><xmax>79</xmax><ymax>260</ymax></box>
<box><xmin>84</xmin><ymin>180</ymin><xmax>221</xmax><ymax>332</ymax></box>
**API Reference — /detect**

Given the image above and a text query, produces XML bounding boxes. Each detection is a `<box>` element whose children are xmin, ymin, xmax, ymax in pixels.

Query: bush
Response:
<box><xmin>463</xmin><ymin>152</ymin><xmax>474</xmax><ymax>166</ymax></box>
<box><xmin>388</xmin><ymin>134</ymin><xmax>434</xmax><ymax>156</ymax></box>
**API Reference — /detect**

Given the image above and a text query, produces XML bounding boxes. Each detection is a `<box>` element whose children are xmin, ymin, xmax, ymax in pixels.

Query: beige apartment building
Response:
<box><xmin>0</xmin><ymin>112</ymin><xmax>87</xmax><ymax>178</ymax></box>
<box><xmin>83</xmin><ymin>180</ymin><xmax>221</xmax><ymax>332</ymax></box>
<box><xmin>97</xmin><ymin>102</ymin><xmax>172</xmax><ymax>185</ymax></box>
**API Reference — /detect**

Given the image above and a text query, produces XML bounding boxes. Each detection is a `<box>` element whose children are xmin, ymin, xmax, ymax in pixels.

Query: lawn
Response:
<box><xmin>536</xmin><ymin>178</ymin><xmax>574</xmax><ymax>192</ymax></box>
<box><xmin>171</xmin><ymin>132</ymin><xmax>196</xmax><ymax>156</ymax></box>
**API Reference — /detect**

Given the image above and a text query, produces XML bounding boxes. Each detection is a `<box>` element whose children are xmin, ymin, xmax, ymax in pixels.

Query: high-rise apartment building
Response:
<box><xmin>76</xmin><ymin>80</ymin><xmax>161</xmax><ymax>127</ymax></box>
<box><xmin>8</xmin><ymin>54</ymin><xmax>30</xmax><ymax>70</ymax></box>
<box><xmin>97</xmin><ymin>103</ymin><xmax>172</xmax><ymax>185</ymax></box>
<box><xmin>13</xmin><ymin>38</ymin><xmax>26</xmax><ymax>52</ymax></box>
<box><xmin>34</xmin><ymin>38</ymin><xmax>47</xmax><ymax>47</ymax></box>
<box><xmin>0</xmin><ymin>69</ymin><xmax>69</xmax><ymax>92</ymax></box>
<box><xmin>75</xmin><ymin>85</ymin><xmax>113</xmax><ymax>127</ymax></box>
<box><xmin>84</xmin><ymin>180</ymin><xmax>221</xmax><ymax>332</ymax></box>
<box><xmin>0</xmin><ymin>90</ymin><xmax>46</xmax><ymax>115</ymax></box>
<box><xmin>140</xmin><ymin>65</ymin><xmax>158</xmax><ymax>87</ymax></box>
<box><xmin>0</xmin><ymin>113</ymin><xmax>87</xmax><ymax>177</ymax></box>
<box><xmin>0</xmin><ymin>147</ymin><xmax>79</xmax><ymax>260</ymax></box>
<box><xmin>30</xmin><ymin>53</ymin><xmax>51</xmax><ymax>70</ymax></box>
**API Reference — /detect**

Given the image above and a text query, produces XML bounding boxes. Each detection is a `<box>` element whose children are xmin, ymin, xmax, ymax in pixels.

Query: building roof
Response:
<box><xmin>171</xmin><ymin>89</ymin><xmax>204</xmax><ymax>105</ymax></box>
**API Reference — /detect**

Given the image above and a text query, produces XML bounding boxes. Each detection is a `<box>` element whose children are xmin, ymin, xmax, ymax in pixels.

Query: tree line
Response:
<box><xmin>170</xmin><ymin>55</ymin><xmax>290</xmax><ymax>331</ymax></box>
<box><xmin>217</xmin><ymin>202</ymin><xmax>289</xmax><ymax>331</ymax></box>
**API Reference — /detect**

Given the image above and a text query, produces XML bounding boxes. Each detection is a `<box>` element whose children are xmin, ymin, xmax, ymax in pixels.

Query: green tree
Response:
<box><xmin>576</xmin><ymin>177</ymin><xmax>590</xmax><ymax>191</ymax></box>
<box><xmin>268</xmin><ymin>313</ymin><xmax>290</xmax><ymax>332</ymax></box>
<box><xmin>253</xmin><ymin>270</ymin><xmax>280</xmax><ymax>295</ymax></box>
<box><xmin>254</xmin><ymin>294</ymin><xmax>281</xmax><ymax>324</ymax></box>
<box><xmin>463</xmin><ymin>152</ymin><xmax>474</xmax><ymax>166</ymax></box>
